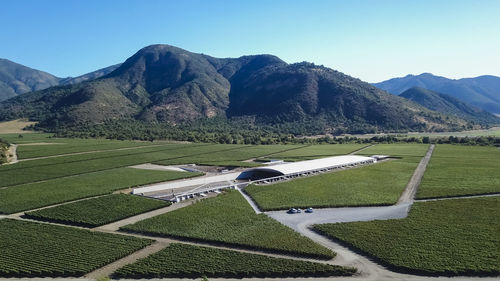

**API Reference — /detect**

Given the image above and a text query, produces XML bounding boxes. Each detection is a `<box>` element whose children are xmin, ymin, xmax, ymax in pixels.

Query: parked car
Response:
<box><xmin>305</xmin><ymin>207</ymin><xmax>314</xmax><ymax>213</ymax></box>
<box><xmin>296</xmin><ymin>208</ymin><xmax>302</xmax><ymax>213</ymax></box>
<box><xmin>287</xmin><ymin>208</ymin><xmax>298</xmax><ymax>214</ymax></box>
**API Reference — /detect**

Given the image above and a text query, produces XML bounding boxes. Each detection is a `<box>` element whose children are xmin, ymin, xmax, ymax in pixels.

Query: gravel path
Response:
<box><xmin>349</xmin><ymin>144</ymin><xmax>374</xmax><ymax>155</ymax></box>
<box><xmin>5</xmin><ymin>144</ymin><xmax>18</xmax><ymax>164</ymax></box>
<box><xmin>95</xmin><ymin>201</ymin><xmax>191</xmax><ymax>232</ymax></box>
<box><xmin>397</xmin><ymin>144</ymin><xmax>435</xmax><ymax>204</ymax></box>
<box><xmin>85</xmin><ymin>241</ymin><xmax>170</xmax><ymax>279</ymax></box>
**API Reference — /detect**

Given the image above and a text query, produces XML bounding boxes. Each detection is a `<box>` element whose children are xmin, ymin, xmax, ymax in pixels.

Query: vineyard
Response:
<box><xmin>15</xmin><ymin>138</ymin><xmax>157</xmax><ymax>159</ymax></box>
<box><xmin>25</xmin><ymin>194</ymin><xmax>170</xmax><ymax>227</ymax></box>
<box><xmin>314</xmin><ymin>197</ymin><xmax>500</xmax><ymax>276</ymax></box>
<box><xmin>417</xmin><ymin>144</ymin><xmax>500</xmax><ymax>199</ymax></box>
<box><xmin>0</xmin><ymin>168</ymin><xmax>199</xmax><ymax>214</ymax></box>
<box><xmin>260</xmin><ymin>143</ymin><xmax>367</xmax><ymax>161</ymax></box>
<box><xmin>0</xmin><ymin>219</ymin><xmax>152</xmax><ymax>277</ymax></box>
<box><xmin>114</xmin><ymin>243</ymin><xmax>355</xmax><ymax>279</ymax></box>
<box><xmin>245</xmin><ymin>157</ymin><xmax>420</xmax><ymax>211</ymax></box>
<box><xmin>121</xmin><ymin>190</ymin><xmax>335</xmax><ymax>259</ymax></box>
<box><xmin>356</xmin><ymin>143</ymin><xmax>429</xmax><ymax>157</ymax></box>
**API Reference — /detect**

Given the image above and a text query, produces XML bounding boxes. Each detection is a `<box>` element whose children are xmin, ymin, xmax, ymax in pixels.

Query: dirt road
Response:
<box><xmin>397</xmin><ymin>144</ymin><xmax>435</xmax><ymax>204</ymax></box>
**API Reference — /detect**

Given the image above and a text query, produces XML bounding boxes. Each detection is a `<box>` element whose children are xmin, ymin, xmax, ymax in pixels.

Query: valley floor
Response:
<box><xmin>0</xmin><ymin>134</ymin><xmax>498</xmax><ymax>280</ymax></box>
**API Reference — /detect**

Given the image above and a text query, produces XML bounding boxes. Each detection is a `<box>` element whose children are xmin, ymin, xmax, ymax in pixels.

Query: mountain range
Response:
<box><xmin>399</xmin><ymin>87</ymin><xmax>499</xmax><ymax>124</ymax></box>
<box><xmin>0</xmin><ymin>45</ymin><xmax>498</xmax><ymax>136</ymax></box>
<box><xmin>0</xmin><ymin>59</ymin><xmax>120</xmax><ymax>102</ymax></box>
<box><xmin>373</xmin><ymin>73</ymin><xmax>500</xmax><ymax>114</ymax></box>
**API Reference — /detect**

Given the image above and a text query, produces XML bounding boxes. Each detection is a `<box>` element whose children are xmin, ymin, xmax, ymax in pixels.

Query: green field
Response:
<box><xmin>153</xmin><ymin>144</ymin><xmax>303</xmax><ymax>167</ymax></box>
<box><xmin>121</xmin><ymin>190</ymin><xmax>335</xmax><ymax>259</ymax></box>
<box><xmin>418</xmin><ymin>145</ymin><xmax>500</xmax><ymax>199</ymax></box>
<box><xmin>0</xmin><ymin>133</ymin><xmax>58</xmax><ymax>144</ymax></box>
<box><xmin>259</xmin><ymin>144</ymin><xmax>368</xmax><ymax>161</ymax></box>
<box><xmin>0</xmin><ymin>219</ymin><xmax>152</xmax><ymax>277</ymax></box>
<box><xmin>16</xmin><ymin>139</ymin><xmax>157</xmax><ymax>159</ymax></box>
<box><xmin>314</xmin><ymin>197</ymin><xmax>500</xmax><ymax>276</ymax></box>
<box><xmin>25</xmin><ymin>194</ymin><xmax>170</xmax><ymax>227</ymax></box>
<box><xmin>0</xmin><ymin>143</ymin><xmax>305</xmax><ymax>187</ymax></box>
<box><xmin>245</xmin><ymin>157</ymin><xmax>420</xmax><ymax>210</ymax></box>
<box><xmin>114</xmin><ymin>243</ymin><xmax>355</xmax><ymax>279</ymax></box>
<box><xmin>356</xmin><ymin>143</ymin><xmax>429</xmax><ymax>157</ymax></box>
<box><xmin>0</xmin><ymin>168</ymin><xmax>200</xmax><ymax>214</ymax></box>
<box><xmin>0</xmin><ymin>143</ymin><xmax>214</xmax><ymax>187</ymax></box>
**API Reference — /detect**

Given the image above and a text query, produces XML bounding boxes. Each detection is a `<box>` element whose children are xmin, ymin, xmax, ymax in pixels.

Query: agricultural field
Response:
<box><xmin>314</xmin><ymin>197</ymin><xmax>500</xmax><ymax>276</ymax></box>
<box><xmin>121</xmin><ymin>190</ymin><xmax>335</xmax><ymax>259</ymax></box>
<box><xmin>15</xmin><ymin>138</ymin><xmax>158</xmax><ymax>159</ymax></box>
<box><xmin>417</xmin><ymin>145</ymin><xmax>500</xmax><ymax>199</ymax></box>
<box><xmin>0</xmin><ymin>143</ymin><xmax>214</xmax><ymax>187</ymax></box>
<box><xmin>0</xmin><ymin>168</ymin><xmax>200</xmax><ymax>214</ymax></box>
<box><xmin>25</xmin><ymin>194</ymin><xmax>170</xmax><ymax>227</ymax></box>
<box><xmin>0</xmin><ymin>219</ymin><xmax>152</xmax><ymax>277</ymax></box>
<box><xmin>114</xmin><ymin>243</ymin><xmax>355</xmax><ymax>279</ymax></box>
<box><xmin>356</xmin><ymin>143</ymin><xmax>429</xmax><ymax>157</ymax></box>
<box><xmin>260</xmin><ymin>143</ymin><xmax>368</xmax><ymax>161</ymax></box>
<box><xmin>245</xmin><ymin>157</ymin><xmax>420</xmax><ymax>210</ymax></box>
<box><xmin>153</xmin><ymin>144</ymin><xmax>304</xmax><ymax>167</ymax></box>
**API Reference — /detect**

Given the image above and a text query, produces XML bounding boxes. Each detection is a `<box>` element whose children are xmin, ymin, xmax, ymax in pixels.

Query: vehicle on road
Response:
<box><xmin>305</xmin><ymin>207</ymin><xmax>314</xmax><ymax>213</ymax></box>
<box><xmin>287</xmin><ymin>208</ymin><xmax>298</xmax><ymax>214</ymax></box>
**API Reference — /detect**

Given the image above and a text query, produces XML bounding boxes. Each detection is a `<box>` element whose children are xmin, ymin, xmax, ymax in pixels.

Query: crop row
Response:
<box><xmin>0</xmin><ymin>168</ymin><xmax>199</xmax><ymax>214</ymax></box>
<box><xmin>313</xmin><ymin>197</ymin><xmax>500</xmax><ymax>276</ymax></box>
<box><xmin>114</xmin><ymin>243</ymin><xmax>355</xmax><ymax>279</ymax></box>
<box><xmin>417</xmin><ymin>144</ymin><xmax>500</xmax><ymax>199</ymax></box>
<box><xmin>0</xmin><ymin>219</ymin><xmax>152</xmax><ymax>277</ymax></box>
<box><xmin>245</xmin><ymin>157</ymin><xmax>421</xmax><ymax>211</ymax></box>
<box><xmin>121</xmin><ymin>190</ymin><xmax>335</xmax><ymax>259</ymax></box>
<box><xmin>25</xmin><ymin>194</ymin><xmax>170</xmax><ymax>227</ymax></box>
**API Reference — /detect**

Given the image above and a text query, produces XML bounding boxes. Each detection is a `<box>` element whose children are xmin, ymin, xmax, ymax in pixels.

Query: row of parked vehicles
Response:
<box><xmin>287</xmin><ymin>207</ymin><xmax>313</xmax><ymax>214</ymax></box>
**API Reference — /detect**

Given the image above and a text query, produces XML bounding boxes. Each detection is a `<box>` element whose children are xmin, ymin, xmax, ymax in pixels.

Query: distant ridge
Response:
<box><xmin>0</xmin><ymin>59</ymin><xmax>60</xmax><ymax>101</ymax></box>
<box><xmin>399</xmin><ymin>87</ymin><xmax>500</xmax><ymax>125</ymax></box>
<box><xmin>0</xmin><ymin>59</ymin><xmax>121</xmax><ymax>102</ymax></box>
<box><xmin>373</xmin><ymin>73</ymin><xmax>500</xmax><ymax>114</ymax></box>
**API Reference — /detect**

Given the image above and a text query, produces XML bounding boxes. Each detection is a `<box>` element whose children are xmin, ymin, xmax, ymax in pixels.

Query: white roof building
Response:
<box><xmin>238</xmin><ymin>155</ymin><xmax>375</xmax><ymax>180</ymax></box>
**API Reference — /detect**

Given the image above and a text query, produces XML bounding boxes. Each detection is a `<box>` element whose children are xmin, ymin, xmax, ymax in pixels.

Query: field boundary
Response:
<box><xmin>415</xmin><ymin>192</ymin><xmax>500</xmax><ymax>201</ymax></box>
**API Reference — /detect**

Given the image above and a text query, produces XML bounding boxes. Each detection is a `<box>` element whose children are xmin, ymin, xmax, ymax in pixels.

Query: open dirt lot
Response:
<box><xmin>0</xmin><ymin>120</ymin><xmax>36</xmax><ymax>134</ymax></box>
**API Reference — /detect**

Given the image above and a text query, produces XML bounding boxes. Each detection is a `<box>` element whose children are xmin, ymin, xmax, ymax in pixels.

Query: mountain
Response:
<box><xmin>59</xmin><ymin>64</ymin><xmax>121</xmax><ymax>85</ymax></box>
<box><xmin>373</xmin><ymin>73</ymin><xmax>500</xmax><ymax>114</ymax></box>
<box><xmin>0</xmin><ymin>59</ymin><xmax>61</xmax><ymax>101</ymax></box>
<box><xmin>0</xmin><ymin>44</ymin><xmax>473</xmax><ymax>134</ymax></box>
<box><xmin>399</xmin><ymin>87</ymin><xmax>500</xmax><ymax>125</ymax></box>
<box><xmin>0</xmin><ymin>59</ymin><xmax>121</xmax><ymax>102</ymax></box>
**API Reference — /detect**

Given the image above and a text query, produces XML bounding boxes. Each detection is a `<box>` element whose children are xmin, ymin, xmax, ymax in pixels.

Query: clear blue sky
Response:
<box><xmin>1</xmin><ymin>0</ymin><xmax>499</xmax><ymax>82</ymax></box>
